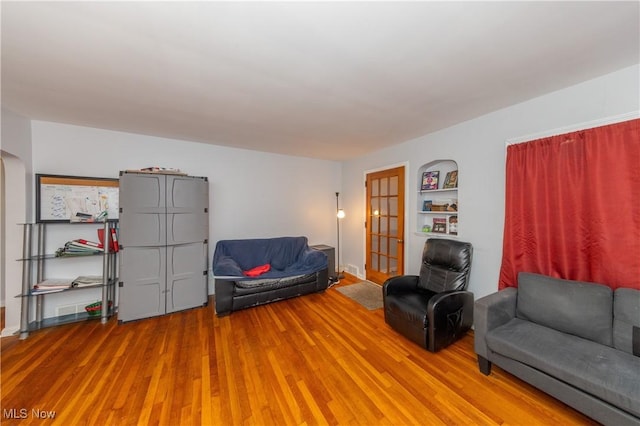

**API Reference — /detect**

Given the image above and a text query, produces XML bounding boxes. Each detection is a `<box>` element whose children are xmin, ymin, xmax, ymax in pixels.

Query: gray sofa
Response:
<box><xmin>474</xmin><ymin>272</ymin><xmax>640</xmax><ymax>426</ymax></box>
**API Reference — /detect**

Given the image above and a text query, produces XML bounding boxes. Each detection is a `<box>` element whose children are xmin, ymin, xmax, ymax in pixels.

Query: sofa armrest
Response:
<box><xmin>474</xmin><ymin>287</ymin><xmax>517</xmax><ymax>362</ymax></box>
<box><xmin>300</xmin><ymin>248</ymin><xmax>329</xmax><ymax>269</ymax></box>
<box><xmin>383</xmin><ymin>275</ymin><xmax>419</xmax><ymax>297</ymax></box>
<box><xmin>427</xmin><ymin>290</ymin><xmax>474</xmax><ymax>352</ymax></box>
<box><xmin>214</xmin><ymin>279</ymin><xmax>235</xmax><ymax>316</ymax></box>
<box><xmin>315</xmin><ymin>268</ymin><xmax>329</xmax><ymax>291</ymax></box>
<box><xmin>213</xmin><ymin>255</ymin><xmax>244</xmax><ymax>277</ymax></box>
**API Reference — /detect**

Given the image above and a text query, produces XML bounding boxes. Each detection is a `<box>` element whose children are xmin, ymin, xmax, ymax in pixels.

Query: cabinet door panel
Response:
<box><xmin>166</xmin><ymin>176</ymin><xmax>208</xmax><ymax>212</ymax></box>
<box><xmin>119</xmin><ymin>174</ymin><xmax>166</xmax><ymax>211</ymax></box>
<box><xmin>119</xmin><ymin>246</ymin><xmax>166</xmax><ymax>322</ymax></box>
<box><xmin>119</xmin><ymin>174</ymin><xmax>167</xmax><ymax>246</ymax></box>
<box><xmin>166</xmin><ymin>176</ymin><xmax>208</xmax><ymax>245</ymax></box>
<box><xmin>121</xmin><ymin>213</ymin><xmax>166</xmax><ymax>247</ymax></box>
<box><xmin>166</xmin><ymin>242</ymin><xmax>207</xmax><ymax>313</ymax></box>
<box><xmin>168</xmin><ymin>213</ymin><xmax>208</xmax><ymax>245</ymax></box>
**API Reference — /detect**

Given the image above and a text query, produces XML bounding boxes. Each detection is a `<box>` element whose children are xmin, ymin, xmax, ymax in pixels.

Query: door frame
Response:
<box><xmin>362</xmin><ymin>161</ymin><xmax>409</xmax><ymax>282</ymax></box>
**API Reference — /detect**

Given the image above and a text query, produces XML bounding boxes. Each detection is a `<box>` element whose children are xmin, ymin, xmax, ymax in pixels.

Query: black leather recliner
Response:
<box><xmin>383</xmin><ymin>238</ymin><xmax>474</xmax><ymax>352</ymax></box>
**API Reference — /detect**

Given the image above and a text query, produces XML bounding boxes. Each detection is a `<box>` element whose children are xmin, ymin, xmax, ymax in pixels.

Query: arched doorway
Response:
<box><xmin>1</xmin><ymin>151</ymin><xmax>27</xmax><ymax>336</ymax></box>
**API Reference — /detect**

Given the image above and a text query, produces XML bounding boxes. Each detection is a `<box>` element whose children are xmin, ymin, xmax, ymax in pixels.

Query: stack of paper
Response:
<box><xmin>56</xmin><ymin>239</ymin><xmax>104</xmax><ymax>256</ymax></box>
<box><xmin>72</xmin><ymin>275</ymin><xmax>104</xmax><ymax>287</ymax></box>
<box><xmin>32</xmin><ymin>279</ymin><xmax>72</xmax><ymax>294</ymax></box>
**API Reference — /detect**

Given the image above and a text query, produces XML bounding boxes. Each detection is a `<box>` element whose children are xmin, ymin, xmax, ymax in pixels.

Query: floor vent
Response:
<box><xmin>56</xmin><ymin>302</ymin><xmax>92</xmax><ymax>317</ymax></box>
<box><xmin>56</xmin><ymin>304</ymin><xmax>79</xmax><ymax>316</ymax></box>
<box><xmin>346</xmin><ymin>264</ymin><xmax>359</xmax><ymax>276</ymax></box>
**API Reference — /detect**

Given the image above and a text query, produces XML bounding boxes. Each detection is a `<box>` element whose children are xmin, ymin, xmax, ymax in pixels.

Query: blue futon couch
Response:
<box><xmin>212</xmin><ymin>236</ymin><xmax>328</xmax><ymax>316</ymax></box>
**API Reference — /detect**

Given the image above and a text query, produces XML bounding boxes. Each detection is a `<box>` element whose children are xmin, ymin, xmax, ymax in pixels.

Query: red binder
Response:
<box><xmin>97</xmin><ymin>228</ymin><xmax>119</xmax><ymax>252</ymax></box>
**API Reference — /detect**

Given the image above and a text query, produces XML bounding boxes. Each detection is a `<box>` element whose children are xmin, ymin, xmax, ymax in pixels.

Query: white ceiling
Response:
<box><xmin>2</xmin><ymin>2</ymin><xmax>639</xmax><ymax>161</ymax></box>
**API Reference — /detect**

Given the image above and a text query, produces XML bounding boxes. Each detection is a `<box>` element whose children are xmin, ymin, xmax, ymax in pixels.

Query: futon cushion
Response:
<box><xmin>486</xmin><ymin>318</ymin><xmax>640</xmax><ymax>417</ymax></box>
<box><xmin>516</xmin><ymin>273</ymin><xmax>613</xmax><ymax>346</ymax></box>
<box><xmin>233</xmin><ymin>273</ymin><xmax>316</xmax><ymax>295</ymax></box>
<box><xmin>613</xmin><ymin>288</ymin><xmax>640</xmax><ymax>356</ymax></box>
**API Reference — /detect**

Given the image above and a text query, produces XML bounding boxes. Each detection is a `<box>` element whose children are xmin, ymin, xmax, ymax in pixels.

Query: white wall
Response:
<box><xmin>25</xmin><ymin>122</ymin><xmax>341</xmax><ymax>318</ymax></box>
<box><xmin>340</xmin><ymin>64</ymin><xmax>640</xmax><ymax>299</ymax></box>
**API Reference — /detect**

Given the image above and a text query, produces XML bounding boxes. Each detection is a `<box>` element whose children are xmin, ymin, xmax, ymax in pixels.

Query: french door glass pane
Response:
<box><xmin>390</xmin><ymin>176</ymin><xmax>398</xmax><ymax>195</ymax></box>
<box><xmin>371</xmin><ymin>197</ymin><xmax>379</xmax><ymax>214</ymax></box>
<box><xmin>389</xmin><ymin>238</ymin><xmax>398</xmax><ymax>257</ymax></box>
<box><xmin>380</xmin><ymin>256</ymin><xmax>388</xmax><ymax>273</ymax></box>
<box><xmin>389</xmin><ymin>258</ymin><xmax>398</xmax><ymax>275</ymax></box>
<box><xmin>381</xmin><ymin>197</ymin><xmax>389</xmax><ymax>215</ymax></box>
<box><xmin>389</xmin><ymin>197</ymin><xmax>398</xmax><ymax>216</ymax></box>
<box><xmin>390</xmin><ymin>217</ymin><xmax>398</xmax><ymax>237</ymax></box>
<box><xmin>381</xmin><ymin>178</ymin><xmax>388</xmax><ymax>196</ymax></box>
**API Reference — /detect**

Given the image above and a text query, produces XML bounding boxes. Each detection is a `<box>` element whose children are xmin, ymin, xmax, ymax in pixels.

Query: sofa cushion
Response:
<box><xmin>486</xmin><ymin>318</ymin><xmax>640</xmax><ymax>418</ymax></box>
<box><xmin>516</xmin><ymin>273</ymin><xmax>613</xmax><ymax>346</ymax></box>
<box><xmin>613</xmin><ymin>288</ymin><xmax>640</xmax><ymax>356</ymax></box>
<box><xmin>233</xmin><ymin>273</ymin><xmax>316</xmax><ymax>295</ymax></box>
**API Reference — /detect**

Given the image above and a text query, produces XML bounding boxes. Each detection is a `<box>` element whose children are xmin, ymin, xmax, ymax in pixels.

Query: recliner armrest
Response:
<box><xmin>427</xmin><ymin>290</ymin><xmax>474</xmax><ymax>352</ymax></box>
<box><xmin>383</xmin><ymin>275</ymin><xmax>419</xmax><ymax>296</ymax></box>
<box><xmin>473</xmin><ymin>287</ymin><xmax>517</xmax><ymax>360</ymax></box>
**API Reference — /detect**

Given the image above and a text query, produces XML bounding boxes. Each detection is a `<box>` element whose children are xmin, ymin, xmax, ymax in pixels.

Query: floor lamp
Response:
<box><xmin>336</xmin><ymin>192</ymin><xmax>345</xmax><ymax>280</ymax></box>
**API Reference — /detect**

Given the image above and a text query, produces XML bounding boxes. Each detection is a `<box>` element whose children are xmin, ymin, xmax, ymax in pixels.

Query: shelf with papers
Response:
<box><xmin>17</xmin><ymin>221</ymin><xmax>118</xmax><ymax>339</ymax></box>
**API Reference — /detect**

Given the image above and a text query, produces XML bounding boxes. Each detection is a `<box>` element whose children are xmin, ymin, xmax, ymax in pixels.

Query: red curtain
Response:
<box><xmin>499</xmin><ymin>119</ymin><xmax>640</xmax><ymax>290</ymax></box>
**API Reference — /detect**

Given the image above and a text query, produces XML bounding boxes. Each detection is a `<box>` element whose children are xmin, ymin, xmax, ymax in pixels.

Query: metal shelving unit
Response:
<box><xmin>17</xmin><ymin>221</ymin><xmax>118</xmax><ymax>339</ymax></box>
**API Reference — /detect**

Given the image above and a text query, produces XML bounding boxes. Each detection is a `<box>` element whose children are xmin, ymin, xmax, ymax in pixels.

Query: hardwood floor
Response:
<box><xmin>1</xmin><ymin>276</ymin><xmax>596</xmax><ymax>425</ymax></box>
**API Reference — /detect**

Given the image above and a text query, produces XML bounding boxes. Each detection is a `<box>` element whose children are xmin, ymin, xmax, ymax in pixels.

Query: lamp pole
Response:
<box><xmin>336</xmin><ymin>192</ymin><xmax>340</xmax><ymax>279</ymax></box>
<box><xmin>336</xmin><ymin>192</ymin><xmax>344</xmax><ymax>279</ymax></box>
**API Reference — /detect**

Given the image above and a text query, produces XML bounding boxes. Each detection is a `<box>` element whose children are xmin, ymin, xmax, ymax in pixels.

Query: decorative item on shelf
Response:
<box><xmin>85</xmin><ymin>300</ymin><xmax>113</xmax><ymax>317</ymax></box>
<box><xmin>432</xmin><ymin>218</ymin><xmax>447</xmax><ymax>233</ymax></box>
<box><xmin>421</xmin><ymin>224</ymin><xmax>432</xmax><ymax>233</ymax></box>
<box><xmin>449</xmin><ymin>216</ymin><xmax>458</xmax><ymax>235</ymax></box>
<box><xmin>431</xmin><ymin>203</ymin><xmax>449</xmax><ymax>212</ymax></box>
<box><xmin>421</xmin><ymin>171</ymin><xmax>439</xmax><ymax>190</ymax></box>
<box><xmin>447</xmin><ymin>201</ymin><xmax>458</xmax><ymax>212</ymax></box>
<box><xmin>422</xmin><ymin>200</ymin><xmax>433</xmax><ymax>212</ymax></box>
<box><xmin>443</xmin><ymin>170</ymin><xmax>459</xmax><ymax>189</ymax></box>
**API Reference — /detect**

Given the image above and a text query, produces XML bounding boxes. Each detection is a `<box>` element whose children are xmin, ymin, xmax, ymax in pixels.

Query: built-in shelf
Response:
<box><xmin>417</xmin><ymin>160</ymin><xmax>459</xmax><ymax>236</ymax></box>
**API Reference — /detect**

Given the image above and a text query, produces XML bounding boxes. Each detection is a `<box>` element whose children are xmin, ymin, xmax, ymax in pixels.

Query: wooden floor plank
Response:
<box><xmin>1</xmin><ymin>277</ymin><xmax>598</xmax><ymax>425</ymax></box>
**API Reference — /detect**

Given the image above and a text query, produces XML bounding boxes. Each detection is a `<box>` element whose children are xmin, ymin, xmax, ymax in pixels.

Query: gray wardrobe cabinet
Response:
<box><xmin>118</xmin><ymin>171</ymin><xmax>209</xmax><ymax>322</ymax></box>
